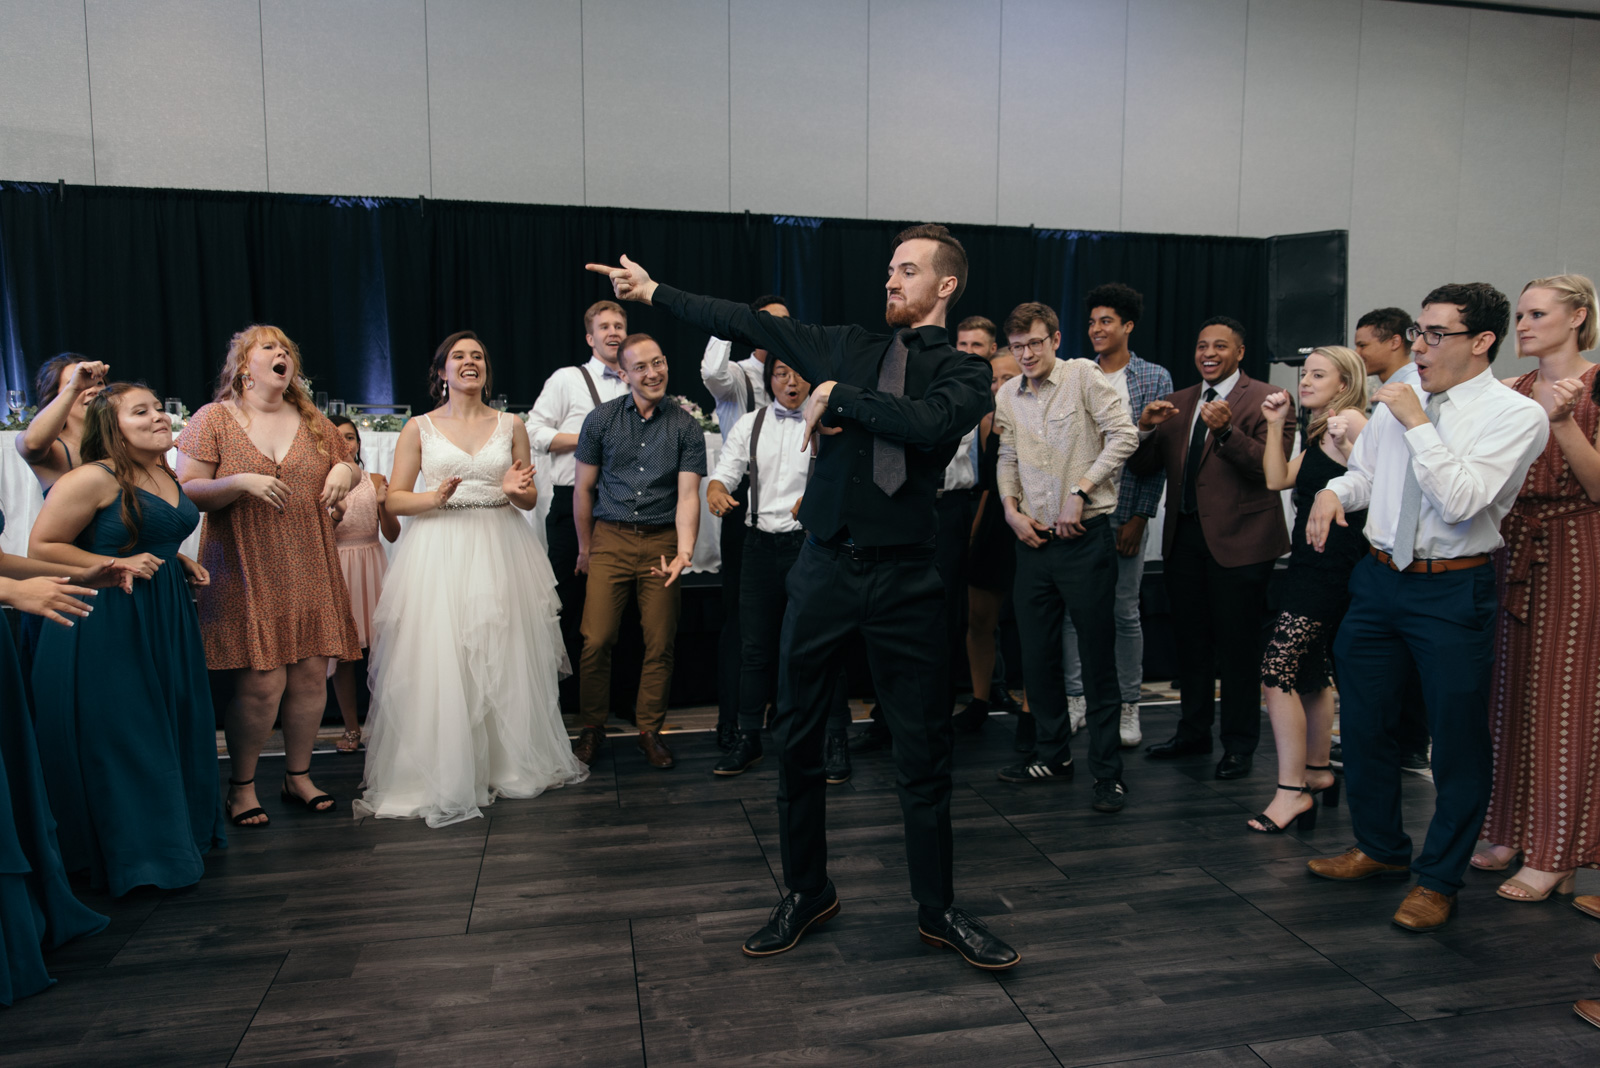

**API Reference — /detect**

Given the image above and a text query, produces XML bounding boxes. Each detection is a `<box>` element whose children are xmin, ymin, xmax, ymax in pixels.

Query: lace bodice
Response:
<box><xmin>418</xmin><ymin>413</ymin><xmax>512</xmax><ymax>507</ymax></box>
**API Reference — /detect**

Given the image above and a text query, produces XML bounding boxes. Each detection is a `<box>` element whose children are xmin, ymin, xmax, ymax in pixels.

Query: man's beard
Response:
<box><xmin>885</xmin><ymin>291</ymin><xmax>936</xmax><ymax>328</ymax></box>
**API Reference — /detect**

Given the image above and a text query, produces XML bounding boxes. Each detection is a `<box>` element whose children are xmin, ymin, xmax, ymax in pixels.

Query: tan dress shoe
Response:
<box><xmin>1575</xmin><ymin>1000</ymin><xmax>1600</xmax><ymax>1028</ymax></box>
<box><xmin>1307</xmin><ymin>846</ymin><xmax>1411</xmax><ymax>882</ymax></box>
<box><xmin>571</xmin><ymin>726</ymin><xmax>605</xmax><ymax>766</ymax></box>
<box><xmin>1392</xmin><ymin>885</ymin><xmax>1456</xmax><ymax>931</ymax></box>
<box><xmin>1574</xmin><ymin>895</ymin><xmax>1600</xmax><ymax>921</ymax></box>
<box><xmin>638</xmin><ymin>730</ymin><xmax>675</xmax><ymax>769</ymax></box>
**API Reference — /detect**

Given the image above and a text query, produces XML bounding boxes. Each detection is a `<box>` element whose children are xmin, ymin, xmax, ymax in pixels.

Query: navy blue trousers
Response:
<box><xmin>1333</xmin><ymin>554</ymin><xmax>1497</xmax><ymax>895</ymax></box>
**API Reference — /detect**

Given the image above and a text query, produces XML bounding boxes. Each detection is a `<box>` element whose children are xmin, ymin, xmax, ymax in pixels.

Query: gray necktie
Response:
<box><xmin>1391</xmin><ymin>389</ymin><xmax>1447</xmax><ymax>570</ymax></box>
<box><xmin>873</xmin><ymin>329</ymin><xmax>912</xmax><ymax>495</ymax></box>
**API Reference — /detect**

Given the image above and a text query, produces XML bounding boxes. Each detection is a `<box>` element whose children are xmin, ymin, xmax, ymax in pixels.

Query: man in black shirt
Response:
<box><xmin>587</xmin><ymin>225</ymin><xmax>1019</xmax><ymax>971</ymax></box>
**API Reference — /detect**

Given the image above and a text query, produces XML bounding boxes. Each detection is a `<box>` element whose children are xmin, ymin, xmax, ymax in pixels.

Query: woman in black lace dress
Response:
<box><xmin>1247</xmin><ymin>346</ymin><xmax>1371</xmax><ymax>834</ymax></box>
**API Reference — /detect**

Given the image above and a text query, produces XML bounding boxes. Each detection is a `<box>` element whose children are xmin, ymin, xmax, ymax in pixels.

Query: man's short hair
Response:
<box><xmin>751</xmin><ymin>294</ymin><xmax>789</xmax><ymax>312</ymax></box>
<box><xmin>1199</xmin><ymin>315</ymin><xmax>1247</xmax><ymax>347</ymax></box>
<box><xmin>1004</xmin><ymin>302</ymin><xmax>1060</xmax><ymax>339</ymax></box>
<box><xmin>892</xmin><ymin>223</ymin><xmax>968</xmax><ymax>306</ymax></box>
<box><xmin>1421</xmin><ymin>282</ymin><xmax>1511</xmax><ymax>362</ymax></box>
<box><xmin>955</xmin><ymin>315</ymin><xmax>997</xmax><ymax>342</ymax></box>
<box><xmin>1355</xmin><ymin>307</ymin><xmax>1413</xmax><ymax>343</ymax></box>
<box><xmin>1084</xmin><ymin>283</ymin><xmax>1144</xmax><ymax>325</ymax></box>
<box><xmin>584</xmin><ymin>299</ymin><xmax>626</xmax><ymax>335</ymax></box>
<box><xmin>619</xmin><ymin>333</ymin><xmax>657</xmax><ymax>367</ymax></box>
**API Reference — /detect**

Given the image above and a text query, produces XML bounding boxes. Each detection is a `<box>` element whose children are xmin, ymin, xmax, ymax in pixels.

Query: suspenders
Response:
<box><xmin>577</xmin><ymin>366</ymin><xmax>603</xmax><ymax>407</ymax></box>
<box><xmin>747</xmin><ymin>406</ymin><xmax>768</xmax><ymax>522</ymax></box>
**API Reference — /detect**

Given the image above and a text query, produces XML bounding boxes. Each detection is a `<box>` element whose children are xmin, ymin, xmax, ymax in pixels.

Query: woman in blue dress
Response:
<box><xmin>0</xmin><ymin>511</ymin><xmax>117</xmax><ymax>1004</ymax></box>
<box><xmin>29</xmin><ymin>383</ymin><xmax>226</xmax><ymax>896</ymax></box>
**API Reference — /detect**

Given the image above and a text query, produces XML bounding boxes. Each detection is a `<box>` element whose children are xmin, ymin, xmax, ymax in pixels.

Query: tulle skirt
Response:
<box><xmin>353</xmin><ymin>506</ymin><xmax>585</xmax><ymax>828</ymax></box>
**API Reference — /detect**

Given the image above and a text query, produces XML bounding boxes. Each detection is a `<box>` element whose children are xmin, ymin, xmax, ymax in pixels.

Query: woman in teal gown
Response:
<box><xmin>29</xmin><ymin>384</ymin><xmax>226</xmax><ymax>897</ymax></box>
<box><xmin>0</xmin><ymin>508</ymin><xmax>111</xmax><ymax>1005</ymax></box>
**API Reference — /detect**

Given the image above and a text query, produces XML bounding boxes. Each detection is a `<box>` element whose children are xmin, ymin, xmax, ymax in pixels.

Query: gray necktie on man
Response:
<box><xmin>1391</xmin><ymin>389</ymin><xmax>1447</xmax><ymax>570</ymax></box>
<box><xmin>873</xmin><ymin>329</ymin><xmax>912</xmax><ymax>495</ymax></box>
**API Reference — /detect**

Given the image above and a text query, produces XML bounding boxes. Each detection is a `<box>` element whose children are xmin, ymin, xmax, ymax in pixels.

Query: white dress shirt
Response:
<box><xmin>1137</xmin><ymin>367</ymin><xmax>1241</xmax><ymax>444</ymax></box>
<box><xmin>1324</xmin><ymin>366</ymin><xmax>1549</xmax><ymax>558</ymax></box>
<box><xmin>525</xmin><ymin>356</ymin><xmax>630</xmax><ymax>487</ymax></box>
<box><xmin>701</xmin><ymin>337</ymin><xmax>769</xmax><ymax>444</ymax></box>
<box><xmin>942</xmin><ymin>428</ymin><xmax>979</xmax><ymax>491</ymax></box>
<box><xmin>709</xmin><ymin>402</ymin><xmax>809</xmax><ymax>533</ymax></box>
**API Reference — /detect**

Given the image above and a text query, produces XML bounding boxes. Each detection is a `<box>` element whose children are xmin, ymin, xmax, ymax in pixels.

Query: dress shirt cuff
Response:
<box><xmin>1322</xmin><ymin>473</ymin><xmax>1365</xmax><ymax>512</ymax></box>
<box><xmin>527</xmin><ymin>421</ymin><xmax>558</xmax><ymax>454</ymax></box>
<box><xmin>1083</xmin><ymin>459</ymin><xmax>1120</xmax><ymax>493</ymax></box>
<box><xmin>1402</xmin><ymin>421</ymin><xmax>1444</xmax><ymax>457</ymax></box>
<box><xmin>822</xmin><ymin>382</ymin><xmax>863</xmax><ymax>427</ymax></box>
<box><xmin>1138</xmin><ymin>426</ymin><xmax>1155</xmax><ymax>441</ymax></box>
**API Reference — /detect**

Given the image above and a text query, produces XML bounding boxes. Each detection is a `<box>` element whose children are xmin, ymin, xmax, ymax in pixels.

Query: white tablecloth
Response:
<box><xmin>0</xmin><ymin>429</ymin><xmax>727</xmax><ymax>573</ymax></box>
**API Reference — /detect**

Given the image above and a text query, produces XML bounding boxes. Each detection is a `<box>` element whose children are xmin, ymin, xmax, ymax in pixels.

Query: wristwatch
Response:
<box><xmin>1069</xmin><ymin>487</ymin><xmax>1089</xmax><ymax>502</ymax></box>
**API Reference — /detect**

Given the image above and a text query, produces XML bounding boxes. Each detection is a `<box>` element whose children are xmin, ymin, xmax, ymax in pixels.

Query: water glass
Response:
<box><xmin>329</xmin><ymin>399</ymin><xmax>345</xmax><ymax>416</ymax></box>
<box><xmin>493</xmin><ymin>394</ymin><xmax>509</xmax><ymax>411</ymax></box>
<box><xmin>315</xmin><ymin>391</ymin><xmax>329</xmax><ymax>412</ymax></box>
<box><xmin>164</xmin><ymin>398</ymin><xmax>182</xmax><ymax>417</ymax></box>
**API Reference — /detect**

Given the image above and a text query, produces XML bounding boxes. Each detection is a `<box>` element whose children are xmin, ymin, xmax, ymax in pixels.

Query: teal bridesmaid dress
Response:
<box><xmin>1</xmin><ymin>509</ymin><xmax>108</xmax><ymax>1006</ymax></box>
<box><xmin>31</xmin><ymin>472</ymin><xmax>227</xmax><ymax>897</ymax></box>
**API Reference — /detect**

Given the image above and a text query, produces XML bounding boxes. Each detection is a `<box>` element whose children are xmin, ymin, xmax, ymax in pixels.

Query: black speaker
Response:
<box><xmin>1265</xmin><ymin>230</ymin><xmax>1348</xmax><ymax>365</ymax></box>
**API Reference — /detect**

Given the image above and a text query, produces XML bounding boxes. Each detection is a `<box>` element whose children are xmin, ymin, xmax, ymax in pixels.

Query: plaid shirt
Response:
<box><xmin>1103</xmin><ymin>353</ymin><xmax>1172</xmax><ymax>524</ymax></box>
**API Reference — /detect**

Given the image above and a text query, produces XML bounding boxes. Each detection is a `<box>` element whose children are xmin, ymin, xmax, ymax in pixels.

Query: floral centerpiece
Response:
<box><xmin>166</xmin><ymin>401</ymin><xmax>192</xmax><ymax>431</ymax></box>
<box><xmin>667</xmin><ymin>395</ymin><xmax>718</xmax><ymax>433</ymax></box>
<box><xmin>1</xmin><ymin>405</ymin><xmax>37</xmax><ymax>432</ymax></box>
<box><xmin>357</xmin><ymin>413</ymin><xmax>409</xmax><ymax>433</ymax></box>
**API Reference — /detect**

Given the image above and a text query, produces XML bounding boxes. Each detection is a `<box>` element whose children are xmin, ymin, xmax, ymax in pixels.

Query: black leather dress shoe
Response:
<box><xmin>849</xmin><ymin>726</ymin><xmax>892</xmax><ymax>753</ymax></box>
<box><xmin>953</xmin><ymin>697</ymin><xmax>989</xmax><ymax>733</ymax></box>
<box><xmin>1215</xmin><ymin>753</ymin><xmax>1253</xmax><ymax>780</ymax></box>
<box><xmin>917</xmin><ymin>905</ymin><xmax>1020</xmax><ymax>970</ymax></box>
<box><xmin>715</xmin><ymin>722</ymin><xmax>739</xmax><ymax>752</ymax></box>
<box><xmin>713</xmin><ymin>731</ymin><xmax>763</xmax><ymax>776</ymax></box>
<box><xmin>742</xmin><ymin>883</ymin><xmax>840</xmax><ymax>957</ymax></box>
<box><xmin>1144</xmin><ymin>735</ymin><xmax>1213</xmax><ymax>759</ymax></box>
<box><xmin>824</xmin><ymin>733</ymin><xmax>852</xmax><ymax>784</ymax></box>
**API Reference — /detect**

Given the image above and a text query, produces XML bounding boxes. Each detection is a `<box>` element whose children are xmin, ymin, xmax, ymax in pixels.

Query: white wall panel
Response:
<box><xmin>1237</xmin><ymin>0</ymin><xmax>1361</xmax><ymax>238</ymax></box>
<box><xmin>1120</xmin><ymin>0</ymin><xmax>1248</xmax><ymax>235</ymax></box>
<box><xmin>582</xmin><ymin>0</ymin><xmax>729</xmax><ymax>212</ymax></box>
<box><xmin>0</xmin><ymin>0</ymin><xmax>94</xmax><ymax>183</ymax></box>
<box><xmin>1347</xmin><ymin>0</ymin><xmax>1470</xmax><ymax>330</ymax></box>
<box><xmin>996</xmin><ymin>0</ymin><xmax>1125</xmax><ymax>230</ymax></box>
<box><xmin>427</xmin><ymin>0</ymin><xmax>584</xmax><ymax>205</ymax></box>
<box><xmin>85</xmin><ymin>0</ymin><xmax>267</xmax><ymax>190</ymax></box>
<box><xmin>1558</xmin><ymin>19</ymin><xmax>1600</xmax><ymax>291</ymax></box>
<box><xmin>730</xmin><ymin>0</ymin><xmax>868</xmax><ymax>219</ymax></box>
<box><xmin>260</xmin><ymin>0</ymin><xmax>431</xmax><ymax>197</ymax></box>
<box><xmin>866</xmin><ymin>0</ymin><xmax>1001</xmax><ymax>225</ymax></box>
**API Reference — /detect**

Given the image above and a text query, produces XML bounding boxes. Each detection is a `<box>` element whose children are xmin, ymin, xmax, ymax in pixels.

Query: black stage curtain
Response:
<box><xmin>1</xmin><ymin>182</ymin><xmax>1300</xmax><ymax>413</ymax></box>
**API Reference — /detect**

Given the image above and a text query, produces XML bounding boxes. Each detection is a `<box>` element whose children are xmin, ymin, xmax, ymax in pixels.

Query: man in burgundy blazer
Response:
<box><xmin>1128</xmin><ymin>316</ymin><xmax>1291</xmax><ymax>779</ymax></box>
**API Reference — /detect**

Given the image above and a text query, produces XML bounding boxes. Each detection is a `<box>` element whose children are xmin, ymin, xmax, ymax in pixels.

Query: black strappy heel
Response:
<box><xmin>1247</xmin><ymin>784</ymin><xmax>1317</xmax><ymax>834</ymax></box>
<box><xmin>280</xmin><ymin>768</ymin><xmax>337</xmax><ymax>814</ymax></box>
<box><xmin>1305</xmin><ymin>763</ymin><xmax>1342</xmax><ymax>808</ymax></box>
<box><xmin>227</xmin><ymin>777</ymin><xmax>269</xmax><ymax>827</ymax></box>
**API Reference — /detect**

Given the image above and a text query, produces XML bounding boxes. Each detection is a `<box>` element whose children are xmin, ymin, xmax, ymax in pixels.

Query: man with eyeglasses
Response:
<box><xmin>1305</xmin><ymin>283</ymin><xmax>1548</xmax><ymax>933</ymax></box>
<box><xmin>994</xmin><ymin>302</ymin><xmax>1138</xmax><ymax>811</ymax></box>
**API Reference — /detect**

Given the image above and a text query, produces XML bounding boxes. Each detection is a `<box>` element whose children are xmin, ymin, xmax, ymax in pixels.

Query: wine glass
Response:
<box><xmin>7</xmin><ymin>389</ymin><xmax>25</xmax><ymax>424</ymax></box>
<box><xmin>493</xmin><ymin>394</ymin><xmax>509</xmax><ymax>411</ymax></box>
<box><xmin>315</xmin><ymin>391</ymin><xmax>329</xmax><ymax>413</ymax></box>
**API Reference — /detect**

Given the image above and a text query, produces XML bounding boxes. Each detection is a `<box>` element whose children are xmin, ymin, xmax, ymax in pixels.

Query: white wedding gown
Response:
<box><xmin>354</xmin><ymin>413</ymin><xmax>587</xmax><ymax>827</ymax></box>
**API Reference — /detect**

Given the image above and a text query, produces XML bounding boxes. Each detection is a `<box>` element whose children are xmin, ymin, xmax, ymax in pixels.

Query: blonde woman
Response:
<box><xmin>1475</xmin><ymin>275</ymin><xmax>1600</xmax><ymax>902</ymax></box>
<box><xmin>1246</xmin><ymin>346</ymin><xmax>1370</xmax><ymax>834</ymax></box>
<box><xmin>175</xmin><ymin>326</ymin><xmax>361</xmax><ymax>826</ymax></box>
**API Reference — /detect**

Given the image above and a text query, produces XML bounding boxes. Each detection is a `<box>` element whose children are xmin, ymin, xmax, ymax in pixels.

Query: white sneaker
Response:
<box><xmin>1068</xmin><ymin>695</ymin><xmax>1087</xmax><ymax>734</ymax></box>
<box><xmin>1118</xmin><ymin>702</ymin><xmax>1142</xmax><ymax>748</ymax></box>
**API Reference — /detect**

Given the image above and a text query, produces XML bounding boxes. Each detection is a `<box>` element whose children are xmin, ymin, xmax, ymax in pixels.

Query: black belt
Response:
<box><xmin>598</xmin><ymin>519</ymin><xmax>675</xmax><ymax>536</ymax></box>
<box><xmin>747</xmin><ymin>528</ymin><xmax>808</xmax><ymax>547</ymax></box>
<box><xmin>808</xmin><ymin>533</ymin><xmax>937</xmax><ymax>562</ymax></box>
<box><xmin>936</xmin><ymin>487</ymin><xmax>975</xmax><ymax>501</ymax></box>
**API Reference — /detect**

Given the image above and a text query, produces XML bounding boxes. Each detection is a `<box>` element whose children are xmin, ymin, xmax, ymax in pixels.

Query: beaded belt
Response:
<box><xmin>440</xmin><ymin>500</ymin><xmax>510</xmax><ymax>510</ymax></box>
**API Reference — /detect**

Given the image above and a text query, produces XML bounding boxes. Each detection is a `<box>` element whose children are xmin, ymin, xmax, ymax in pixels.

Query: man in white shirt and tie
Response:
<box><xmin>526</xmin><ymin>300</ymin><xmax>632</xmax><ymax>715</ymax></box>
<box><xmin>1305</xmin><ymin>283</ymin><xmax>1549</xmax><ymax>932</ymax></box>
<box><xmin>702</xmin><ymin>295</ymin><xmax>789</xmax><ymax>750</ymax></box>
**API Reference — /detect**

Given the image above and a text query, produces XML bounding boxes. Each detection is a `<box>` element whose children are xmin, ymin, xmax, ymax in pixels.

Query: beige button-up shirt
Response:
<box><xmin>996</xmin><ymin>355</ymin><xmax>1139</xmax><ymax>524</ymax></box>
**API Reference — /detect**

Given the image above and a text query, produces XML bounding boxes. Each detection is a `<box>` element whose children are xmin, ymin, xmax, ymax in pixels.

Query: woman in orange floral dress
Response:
<box><xmin>175</xmin><ymin>325</ymin><xmax>362</xmax><ymax>827</ymax></box>
<box><xmin>1476</xmin><ymin>275</ymin><xmax>1600</xmax><ymax>901</ymax></box>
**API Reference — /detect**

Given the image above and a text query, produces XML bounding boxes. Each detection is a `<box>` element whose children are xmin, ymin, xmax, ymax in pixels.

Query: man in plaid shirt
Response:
<box><xmin>1063</xmin><ymin>283</ymin><xmax>1171</xmax><ymax>748</ymax></box>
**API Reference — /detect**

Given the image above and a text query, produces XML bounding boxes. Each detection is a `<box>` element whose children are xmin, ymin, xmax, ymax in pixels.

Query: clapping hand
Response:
<box><xmin>649</xmin><ymin>552</ymin><xmax>693</xmax><ymax>588</ymax></box>
<box><xmin>1545</xmin><ymin>377</ymin><xmax>1584</xmax><ymax>424</ymax></box>
<box><xmin>1199</xmin><ymin>397</ymin><xmax>1233</xmax><ymax>431</ymax></box>
<box><xmin>502</xmin><ymin>459</ymin><xmax>535</xmax><ymax>499</ymax></box>
<box><xmin>75</xmin><ymin>557</ymin><xmax>135</xmax><ymax>593</ymax></box>
<box><xmin>372</xmin><ymin>474</ymin><xmax>388</xmax><ymax>506</ymax></box>
<box><xmin>1261</xmin><ymin>391</ymin><xmax>1293</xmax><ymax>424</ymax></box>
<box><xmin>1138</xmin><ymin>400</ymin><xmax>1179</xmax><ymax>431</ymax></box>
<box><xmin>584</xmin><ymin>255</ymin><xmax>658</xmax><ymax>304</ymax></box>
<box><xmin>117</xmin><ymin>553</ymin><xmax>164</xmax><ymax>580</ymax></box>
<box><xmin>432</xmin><ymin>476</ymin><xmax>463</xmax><ymax>510</ymax></box>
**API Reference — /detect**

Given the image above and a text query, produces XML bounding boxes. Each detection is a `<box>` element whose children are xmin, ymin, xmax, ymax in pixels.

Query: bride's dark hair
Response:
<box><xmin>429</xmin><ymin>331</ymin><xmax>492</xmax><ymax>402</ymax></box>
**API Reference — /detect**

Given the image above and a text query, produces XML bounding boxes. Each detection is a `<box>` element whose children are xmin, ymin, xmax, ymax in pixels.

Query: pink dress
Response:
<box><xmin>334</xmin><ymin>472</ymin><xmax>388</xmax><ymax>649</ymax></box>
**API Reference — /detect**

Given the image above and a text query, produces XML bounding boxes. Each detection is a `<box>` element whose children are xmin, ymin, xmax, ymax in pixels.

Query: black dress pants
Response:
<box><xmin>545</xmin><ymin>486</ymin><xmax>584</xmax><ymax>718</ymax></box>
<box><xmin>739</xmin><ymin>529</ymin><xmax>849</xmax><ymax>734</ymax></box>
<box><xmin>1164</xmin><ymin>513</ymin><xmax>1273</xmax><ymax>756</ymax></box>
<box><xmin>716</xmin><ymin>481</ymin><xmax>750</xmax><ymax>732</ymax></box>
<box><xmin>775</xmin><ymin>539</ymin><xmax>952</xmax><ymax>909</ymax></box>
<box><xmin>934</xmin><ymin>489</ymin><xmax>974</xmax><ymax>683</ymax></box>
<box><xmin>1012</xmin><ymin>516</ymin><xmax>1122</xmax><ymax>780</ymax></box>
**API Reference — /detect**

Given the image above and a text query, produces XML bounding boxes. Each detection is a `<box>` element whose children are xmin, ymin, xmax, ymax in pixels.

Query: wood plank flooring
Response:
<box><xmin>5</xmin><ymin>701</ymin><xmax>1600</xmax><ymax>1067</ymax></box>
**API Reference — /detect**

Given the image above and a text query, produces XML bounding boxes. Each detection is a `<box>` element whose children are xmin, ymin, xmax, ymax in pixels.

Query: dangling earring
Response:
<box><xmin>242</xmin><ymin>372</ymin><xmax>254</xmax><ymax>391</ymax></box>
<box><xmin>442</xmin><ymin>380</ymin><xmax>449</xmax><ymax>400</ymax></box>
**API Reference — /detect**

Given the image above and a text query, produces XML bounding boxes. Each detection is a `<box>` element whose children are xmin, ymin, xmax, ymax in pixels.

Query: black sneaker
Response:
<box><xmin>824</xmin><ymin>733</ymin><xmax>852</xmax><ymax>784</ymax></box>
<box><xmin>997</xmin><ymin>757</ymin><xmax>1073</xmax><ymax>783</ymax></box>
<box><xmin>1328</xmin><ymin>742</ymin><xmax>1343</xmax><ymax>769</ymax></box>
<box><xmin>1012</xmin><ymin>712</ymin><xmax>1036</xmax><ymax>753</ymax></box>
<box><xmin>713</xmin><ymin>731</ymin><xmax>763</xmax><ymax>776</ymax></box>
<box><xmin>1091</xmin><ymin>778</ymin><xmax>1127</xmax><ymax>813</ymax></box>
<box><xmin>1400</xmin><ymin>749</ymin><xmax>1431</xmax><ymax>774</ymax></box>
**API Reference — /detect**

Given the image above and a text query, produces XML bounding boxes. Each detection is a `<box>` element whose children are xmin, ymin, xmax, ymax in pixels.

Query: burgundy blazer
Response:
<box><xmin>1129</xmin><ymin>371</ymin><xmax>1292</xmax><ymax>568</ymax></box>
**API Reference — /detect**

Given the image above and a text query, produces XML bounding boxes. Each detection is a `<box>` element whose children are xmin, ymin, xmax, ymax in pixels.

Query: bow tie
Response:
<box><xmin>601</xmin><ymin>367</ymin><xmax>623</xmax><ymax>383</ymax></box>
<box><xmin>772</xmin><ymin>404</ymin><xmax>805</xmax><ymax>421</ymax></box>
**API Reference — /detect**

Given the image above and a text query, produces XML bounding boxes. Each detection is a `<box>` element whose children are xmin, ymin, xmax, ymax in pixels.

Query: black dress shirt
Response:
<box><xmin>575</xmin><ymin>393</ymin><xmax>707</xmax><ymax>525</ymax></box>
<box><xmin>654</xmin><ymin>285</ymin><xmax>990</xmax><ymax>545</ymax></box>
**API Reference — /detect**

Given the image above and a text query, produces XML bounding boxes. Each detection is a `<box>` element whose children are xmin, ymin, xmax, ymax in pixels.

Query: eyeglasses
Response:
<box><xmin>1405</xmin><ymin>325</ymin><xmax>1472</xmax><ymax>347</ymax></box>
<box><xmin>1008</xmin><ymin>337</ymin><xmax>1050</xmax><ymax>357</ymax></box>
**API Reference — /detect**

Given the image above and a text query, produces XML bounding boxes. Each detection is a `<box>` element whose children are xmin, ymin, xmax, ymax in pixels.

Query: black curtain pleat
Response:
<box><xmin>1</xmin><ymin>183</ymin><xmax>1292</xmax><ymax>414</ymax></box>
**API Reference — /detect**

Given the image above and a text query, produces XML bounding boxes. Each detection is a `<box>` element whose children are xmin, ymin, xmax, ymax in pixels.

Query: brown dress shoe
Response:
<box><xmin>1574</xmin><ymin>1000</ymin><xmax>1600</xmax><ymax>1029</ymax></box>
<box><xmin>571</xmin><ymin>726</ymin><xmax>605</xmax><ymax>766</ymax></box>
<box><xmin>638</xmin><ymin>730</ymin><xmax>675</xmax><ymax>769</ymax></box>
<box><xmin>1307</xmin><ymin>846</ymin><xmax>1411</xmax><ymax>881</ymax></box>
<box><xmin>1574</xmin><ymin>895</ymin><xmax>1600</xmax><ymax>921</ymax></box>
<box><xmin>1392</xmin><ymin>885</ymin><xmax>1456</xmax><ymax>931</ymax></box>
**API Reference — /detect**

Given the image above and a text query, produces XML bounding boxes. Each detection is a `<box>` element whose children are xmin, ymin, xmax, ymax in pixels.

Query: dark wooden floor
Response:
<box><xmin>6</xmin><ymin>700</ymin><xmax>1600</xmax><ymax>1067</ymax></box>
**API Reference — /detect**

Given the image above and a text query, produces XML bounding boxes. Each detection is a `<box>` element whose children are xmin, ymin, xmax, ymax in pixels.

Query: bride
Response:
<box><xmin>354</xmin><ymin>330</ymin><xmax>587</xmax><ymax>826</ymax></box>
